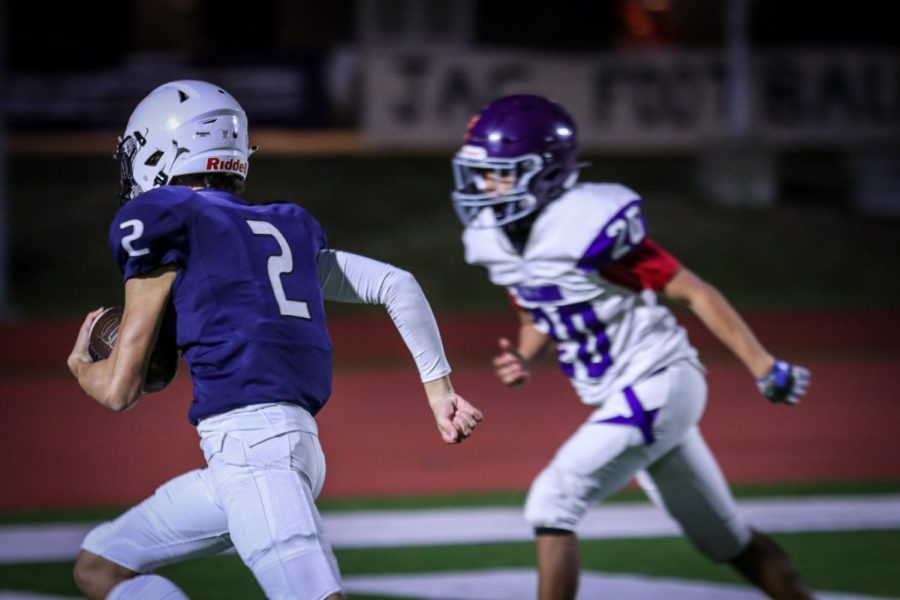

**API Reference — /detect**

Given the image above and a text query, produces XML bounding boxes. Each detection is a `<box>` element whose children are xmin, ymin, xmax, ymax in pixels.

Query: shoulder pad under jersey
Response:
<box><xmin>108</xmin><ymin>186</ymin><xmax>198</xmax><ymax>280</ymax></box>
<box><xmin>528</xmin><ymin>183</ymin><xmax>644</xmax><ymax>260</ymax></box>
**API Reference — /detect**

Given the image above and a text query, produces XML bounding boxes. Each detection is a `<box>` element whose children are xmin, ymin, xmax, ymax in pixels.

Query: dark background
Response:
<box><xmin>9</xmin><ymin>1</ymin><xmax>899</xmax><ymax>68</ymax></box>
<box><xmin>2</xmin><ymin>0</ymin><xmax>900</xmax><ymax>317</ymax></box>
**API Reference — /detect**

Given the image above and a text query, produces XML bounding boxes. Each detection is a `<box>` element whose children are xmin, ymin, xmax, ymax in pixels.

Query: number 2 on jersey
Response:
<box><xmin>120</xmin><ymin>219</ymin><xmax>150</xmax><ymax>257</ymax></box>
<box><xmin>246</xmin><ymin>220</ymin><xmax>311</xmax><ymax>319</ymax></box>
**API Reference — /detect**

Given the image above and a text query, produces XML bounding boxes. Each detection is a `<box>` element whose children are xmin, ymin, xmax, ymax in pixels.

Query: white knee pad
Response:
<box><xmin>524</xmin><ymin>421</ymin><xmax>645</xmax><ymax>531</ymax></box>
<box><xmin>107</xmin><ymin>575</ymin><xmax>189</xmax><ymax>600</ymax></box>
<box><xmin>524</xmin><ymin>466</ymin><xmax>592</xmax><ymax>531</ymax></box>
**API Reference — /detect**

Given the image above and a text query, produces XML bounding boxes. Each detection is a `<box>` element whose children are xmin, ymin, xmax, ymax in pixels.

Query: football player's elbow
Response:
<box><xmin>104</xmin><ymin>393</ymin><xmax>138</xmax><ymax>413</ymax></box>
<box><xmin>110</xmin><ymin>396</ymin><xmax>139</xmax><ymax>413</ymax></box>
<box><xmin>394</xmin><ymin>268</ymin><xmax>418</xmax><ymax>289</ymax></box>
<box><xmin>103</xmin><ymin>380</ymin><xmax>142</xmax><ymax>412</ymax></box>
<box><xmin>386</xmin><ymin>268</ymin><xmax>421</xmax><ymax>299</ymax></box>
<box><xmin>667</xmin><ymin>273</ymin><xmax>717</xmax><ymax>310</ymax></box>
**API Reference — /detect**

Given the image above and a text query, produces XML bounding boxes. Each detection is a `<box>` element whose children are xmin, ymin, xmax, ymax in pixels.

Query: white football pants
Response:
<box><xmin>82</xmin><ymin>403</ymin><xmax>342</xmax><ymax>599</ymax></box>
<box><xmin>524</xmin><ymin>360</ymin><xmax>751</xmax><ymax>562</ymax></box>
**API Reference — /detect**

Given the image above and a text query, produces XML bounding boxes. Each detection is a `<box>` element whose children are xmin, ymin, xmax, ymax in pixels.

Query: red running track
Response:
<box><xmin>1</xmin><ymin>310</ymin><xmax>898</xmax><ymax>510</ymax></box>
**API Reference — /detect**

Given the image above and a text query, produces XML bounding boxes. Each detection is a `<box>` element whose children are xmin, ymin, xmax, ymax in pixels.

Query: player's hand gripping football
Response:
<box><xmin>757</xmin><ymin>359</ymin><xmax>810</xmax><ymax>405</ymax></box>
<box><xmin>494</xmin><ymin>338</ymin><xmax>530</xmax><ymax>388</ymax></box>
<box><xmin>67</xmin><ymin>307</ymin><xmax>108</xmax><ymax>375</ymax></box>
<box><xmin>425</xmin><ymin>376</ymin><xmax>484</xmax><ymax>444</ymax></box>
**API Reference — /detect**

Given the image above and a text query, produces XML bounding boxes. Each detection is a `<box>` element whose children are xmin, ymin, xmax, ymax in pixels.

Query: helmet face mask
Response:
<box><xmin>452</xmin><ymin>151</ymin><xmax>544</xmax><ymax>227</ymax></box>
<box><xmin>115</xmin><ymin>133</ymin><xmax>143</xmax><ymax>204</ymax></box>
<box><xmin>116</xmin><ymin>80</ymin><xmax>255</xmax><ymax>203</ymax></box>
<box><xmin>451</xmin><ymin>95</ymin><xmax>580</xmax><ymax>229</ymax></box>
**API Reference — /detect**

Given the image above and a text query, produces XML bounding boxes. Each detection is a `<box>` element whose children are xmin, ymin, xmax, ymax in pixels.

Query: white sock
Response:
<box><xmin>107</xmin><ymin>574</ymin><xmax>189</xmax><ymax>599</ymax></box>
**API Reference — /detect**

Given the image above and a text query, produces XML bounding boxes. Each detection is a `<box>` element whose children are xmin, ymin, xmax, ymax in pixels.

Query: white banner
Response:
<box><xmin>363</xmin><ymin>48</ymin><xmax>900</xmax><ymax>151</ymax></box>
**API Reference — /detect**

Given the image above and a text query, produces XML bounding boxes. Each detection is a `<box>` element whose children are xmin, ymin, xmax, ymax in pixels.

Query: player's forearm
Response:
<box><xmin>510</xmin><ymin>308</ymin><xmax>553</xmax><ymax>367</ymax></box>
<box><xmin>320</xmin><ymin>250</ymin><xmax>451</xmax><ymax>381</ymax></box>
<box><xmin>517</xmin><ymin>323</ymin><xmax>553</xmax><ymax>367</ymax></box>
<box><xmin>684</xmin><ymin>282</ymin><xmax>774</xmax><ymax>378</ymax></box>
<box><xmin>423</xmin><ymin>374</ymin><xmax>455</xmax><ymax>409</ymax></box>
<box><xmin>70</xmin><ymin>354</ymin><xmax>143</xmax><ymax>412</ymax></box>
<box><xmin>664</xmin><ymin>268</ymin><xmax>774</xmax><ymax>377</ymax></box>
<box><xmin>375</xmin><ymin>267</ymin><xmax>451</xmax><ymax>381</ymax></box>
<box><xmin>69</xmin><ymin>282</ymin><xmax>170</xmax><ymax>412</ymax></box>
<box><xmin>84</xmin><ymin>269</ymin><xmax>174</xmax><ymax>410</ymax></box>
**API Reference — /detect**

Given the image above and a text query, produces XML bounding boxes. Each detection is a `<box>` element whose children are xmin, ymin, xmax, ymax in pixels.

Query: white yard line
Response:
<box><xmin>1</xmin><ymin>570</ymin><xmax>893</xmax><ymax>600</ymax></box>
<box><xmin>325</xmin><ymin>494</ymin><xmax>900</xmax><ymax>548</ymax></box>
<box><xmin>3</xmin><ymin>498</ymin><xmax>899</xmax><ymax>600</ymax></box>
<box><xmin>1</xmin><ymin>495</ymin><xmax>899</xmax><ymax>564</ymax></box>
<box><xmin>0</xmin><ymin>594</ymin><xmax>82</xmax><ymax>600</ymax></box>
<box><xmin>342</xmin><ymin>569</ymin><xmax>895</xmax><ymax>600</ymax></box>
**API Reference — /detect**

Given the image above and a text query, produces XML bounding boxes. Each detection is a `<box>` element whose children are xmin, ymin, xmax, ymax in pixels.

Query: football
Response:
<box><xmin>88</xmin><ymin>305</ymin><xmax>179</xmax><ymax>393</ymax></box>
<box><xmin>88</xmin><ymin>306</ymin><xmax>124</xmax><ymax>362</ymax></box>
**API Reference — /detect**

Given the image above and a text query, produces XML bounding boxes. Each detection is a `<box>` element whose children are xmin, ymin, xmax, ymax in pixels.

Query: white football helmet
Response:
<box><xmin>116</xmin><ymin>80</ymin><xmax>256</xmax><ymax>203</ymax></box>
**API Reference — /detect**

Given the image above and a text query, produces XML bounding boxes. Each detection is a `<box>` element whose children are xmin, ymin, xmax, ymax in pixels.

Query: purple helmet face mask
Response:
<box><xmin>452</xmin><ymin>95</ymin><xmax>579</xmax><ymax>228</ymax></box>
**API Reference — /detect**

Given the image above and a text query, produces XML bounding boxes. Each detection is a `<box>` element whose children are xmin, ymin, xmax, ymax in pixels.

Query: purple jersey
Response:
<box><xmin>109</xmin><ymin>186</ymin><xmax>332</xmax><ymax>424</ymax></box>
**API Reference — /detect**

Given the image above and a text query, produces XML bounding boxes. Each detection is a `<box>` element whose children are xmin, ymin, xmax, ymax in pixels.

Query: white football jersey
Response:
<box><xmin>463</xmin><ymin>182</ymin><xmax>700</xmax><ymax>406</ymax></box>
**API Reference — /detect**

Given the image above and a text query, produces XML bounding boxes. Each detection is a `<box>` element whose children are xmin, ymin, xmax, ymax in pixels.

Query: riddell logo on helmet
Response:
<box><xmin>206</xmin><ymin>157</ymin><xmax>247</xmax><ymax>174</ymax></box>
<box><xmin>459</xmin><ymin>145</ymin><xmax>487</xmax><ymax>159</ymax></box>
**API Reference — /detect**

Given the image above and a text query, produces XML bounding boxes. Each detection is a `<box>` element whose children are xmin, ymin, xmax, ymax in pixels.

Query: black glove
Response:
<box><xmin>756</xmin><ymin>360</ymin><xmax>810</xmax><ymax>405</ymax></box>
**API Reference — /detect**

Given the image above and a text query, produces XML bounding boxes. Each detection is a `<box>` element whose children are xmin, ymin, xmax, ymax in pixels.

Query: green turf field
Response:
<box><xmin>2</xmin><ymin>482</ymin><xmax>899</xmax><ymax>599</ymax></box>
<box><xmin>3</xmin><ymin>532</ymin><xmax>899</xmax><ymax>599</ymax></box>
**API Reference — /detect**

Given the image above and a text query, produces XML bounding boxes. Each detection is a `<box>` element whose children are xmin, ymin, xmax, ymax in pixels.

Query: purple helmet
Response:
<box><xmin>452</xmin><ymin>95</ymin><xmax>580</xmax><ymax>228</ymax></box>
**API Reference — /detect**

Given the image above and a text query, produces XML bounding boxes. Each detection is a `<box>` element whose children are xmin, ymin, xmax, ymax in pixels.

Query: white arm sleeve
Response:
<box><xmin>318</xmin><ymin>249</ymin><xmax>451</xmax><ymax>382</ymax></box>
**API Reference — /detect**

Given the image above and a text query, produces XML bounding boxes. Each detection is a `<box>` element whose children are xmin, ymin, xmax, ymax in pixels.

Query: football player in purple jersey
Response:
<box><xmin>67</xmin><ymin>80</ymin><xmax>483</xmax><ymax>600</ymax></box>
<box><xmin>452</xmin><ymin>95</ymin><xmax>811</xmax><ymax>600</ymax></box>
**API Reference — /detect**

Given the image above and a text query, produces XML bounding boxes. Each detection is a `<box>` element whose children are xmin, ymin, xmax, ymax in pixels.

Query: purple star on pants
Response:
<box><xmin>595</xmin><ymin>386</ymin><xmax>659</xmax><ymax>445</ymax></box>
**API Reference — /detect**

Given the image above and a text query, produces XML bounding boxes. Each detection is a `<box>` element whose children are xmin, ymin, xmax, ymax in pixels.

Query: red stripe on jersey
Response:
<box><xmin>507</xmin><ymin>290</ymin><xmax>523</xmax><ymax>311</ymax></box>
<box><xmin>599</xmin><ymin>237</ymin><xmax>680</xmax><ymax>292</ymax></box>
